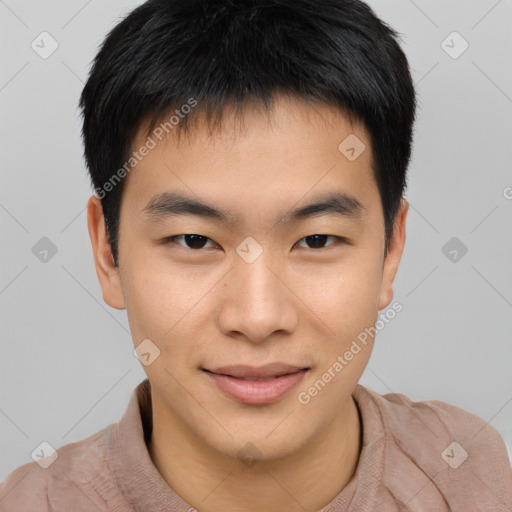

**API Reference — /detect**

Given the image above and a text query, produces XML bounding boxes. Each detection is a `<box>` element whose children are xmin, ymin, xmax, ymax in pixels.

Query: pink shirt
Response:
<box><xmin>1</xmin><ymin>378</ymin><xmax>511</xmax><ymax>511</ymax></box>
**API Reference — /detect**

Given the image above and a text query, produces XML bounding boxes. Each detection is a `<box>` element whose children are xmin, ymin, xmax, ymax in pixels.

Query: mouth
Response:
<box><xmin>202</xmin><ymin>363</ymin><xmax>311</xmax><ymax>380</ymax></box>
<box><xmin>202</xmin><ymin>369</ymin><xmax>309</xmax><ymax>381</ymax></box>
<box><xmin>201</xmin><ymin>364</ymin><xmax>310</xmax><ymax>405</ymax></box>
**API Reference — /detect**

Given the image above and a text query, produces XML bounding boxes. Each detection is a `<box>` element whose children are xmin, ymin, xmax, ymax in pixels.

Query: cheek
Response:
<box><xmin>298</xmin><ymin>262</ymin><xmax>381</xmax><ymax>407</ymax></box>
<box><xmin>121</xmin><ymin>258</ymin><xmax>179</xmax><ymax>341</ymax></box>
<box><xmin>293</xmin><ymin>255</ymin><xmax>383</xmax><ymax>334</ymax></box>
<box><xmin>121</xmin><ymin>256</ymin><xmax>218</xmax><ymax>356</ymax></box>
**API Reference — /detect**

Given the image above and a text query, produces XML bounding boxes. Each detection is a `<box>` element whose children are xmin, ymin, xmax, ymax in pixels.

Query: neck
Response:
<box><xmin>149</xmin><ymin>396</ymin><xmax>362</xmax><ymax>512</ymax></box>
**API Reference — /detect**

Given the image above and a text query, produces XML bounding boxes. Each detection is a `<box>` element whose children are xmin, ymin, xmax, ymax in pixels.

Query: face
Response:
<box><xmin>88</xmin><ymin>94</ymin><xmax>407</xmax><ymax>464</ymax></box>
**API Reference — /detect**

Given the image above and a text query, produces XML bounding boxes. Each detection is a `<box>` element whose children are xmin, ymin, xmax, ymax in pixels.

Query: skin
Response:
<box><xmin>88</xmin><ymin>94</ymin><xmax>408</xmax><ymax>512</ymax></box>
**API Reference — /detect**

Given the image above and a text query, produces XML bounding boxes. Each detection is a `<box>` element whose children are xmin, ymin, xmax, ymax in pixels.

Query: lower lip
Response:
<box><xmin>204</xmin><ymin>369</ymin><xmax>309</xmax><ymax>405</ymax></box>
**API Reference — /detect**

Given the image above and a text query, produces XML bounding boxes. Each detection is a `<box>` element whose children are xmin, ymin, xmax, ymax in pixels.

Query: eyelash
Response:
<box><xmin>162</xmin><ymin>234</ymin><xmax>346</xmax><ymax>251</ymax></box>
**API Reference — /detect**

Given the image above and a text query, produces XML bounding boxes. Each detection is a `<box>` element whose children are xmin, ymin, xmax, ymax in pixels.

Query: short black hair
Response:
<box><xmin>79</xmin><ymin>0</ymin><xmax>416</xmax><ymax>267</ymax></box>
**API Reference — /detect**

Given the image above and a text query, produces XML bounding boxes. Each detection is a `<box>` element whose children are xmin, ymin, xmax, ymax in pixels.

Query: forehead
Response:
<box><xmin>121</xmin><ymin>95</ymin><xmax>378</xmax><ymax>224</ymax></box>
<box><xmin>135</xmin><ymin>94</ymin><xmax>368</xmax><ymax>153</ymax></box>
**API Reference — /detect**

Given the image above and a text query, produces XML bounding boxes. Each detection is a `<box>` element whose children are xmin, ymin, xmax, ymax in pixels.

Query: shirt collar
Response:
<box><xmin>106</xmin><ymin>378</ymin><xmax>384</xmax><ymax>512</ymax></box>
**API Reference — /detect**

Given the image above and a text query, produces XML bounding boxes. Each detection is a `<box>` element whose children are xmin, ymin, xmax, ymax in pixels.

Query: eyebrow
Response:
<box><xmin>142</xmin><ymin>190</ymin><xmax>364</xmax><ymax>226</ymax></box>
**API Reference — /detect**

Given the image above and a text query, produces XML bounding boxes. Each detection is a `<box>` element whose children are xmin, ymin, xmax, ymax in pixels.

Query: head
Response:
<box><xmin>83</xmin><ymin>0</ymin><xmax>415</xmax><ymax>464</ymax></box>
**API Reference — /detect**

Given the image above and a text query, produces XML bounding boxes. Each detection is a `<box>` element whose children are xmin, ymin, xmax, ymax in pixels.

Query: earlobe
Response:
<box><xmin>87</xmin><ymin>195</ymin><xmax>126</xmax><ymax>310</ymax></box>
<box><xmin>378</xmin><ymin>198</ymin><xmax>408</xmax><ymax>310</ymax></box>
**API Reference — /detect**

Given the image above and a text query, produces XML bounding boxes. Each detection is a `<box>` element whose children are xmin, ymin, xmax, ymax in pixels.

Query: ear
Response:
<box><xmin>378</xmin><ymin>198</ymin><xmax>408</xmax><ymax>310</ymax></box>
<box><xmin>87</xmin><ymin>195</ymin><xmax>126</xmax><ymax>310</ymax></box>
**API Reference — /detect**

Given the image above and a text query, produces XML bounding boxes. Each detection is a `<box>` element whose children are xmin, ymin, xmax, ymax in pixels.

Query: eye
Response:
<box><xmin>294</xmin><ymin>235</ymin><xmax>343</xmax><ymax>249</ymax></box>
<box><xmin>164</xmin><ymin>234</ymin><xmax>217</xmax><ymax>250</ymax></box>
<box><xmin>163</xmin><ymin>234</ymin><xmax>345</xmax><ymax>251</ymax></box>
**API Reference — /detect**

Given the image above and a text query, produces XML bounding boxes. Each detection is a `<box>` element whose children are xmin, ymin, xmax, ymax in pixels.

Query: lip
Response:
<box><xmin>204</xmin><ymin>363</ymin><xmax>309</xmax><ymax>379</ymax></box>
<box><xmin>202</xmin><ymin>364</ymin><xmax>310</xmax><ymax>405</ymax></box>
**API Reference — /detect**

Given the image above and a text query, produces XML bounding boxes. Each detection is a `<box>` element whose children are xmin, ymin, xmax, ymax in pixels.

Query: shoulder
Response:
<box><xmin>369</xmin><ymin>386</ymin><xmax>508</xmax><ymax>453</ymax></box>
<box><xmin>355</xmin><ymin>385</ymin><xmax>512</xmax><ymax>507</ymax></box>
<box><xmin>0</xmin><ymin>460</ymin><xmax>50</xmax><ymax>512</ymax></box>
<box><xmin>0</xmin><ymin>428</ymin><xmax>115</xmax><ymax>512</ymax></box>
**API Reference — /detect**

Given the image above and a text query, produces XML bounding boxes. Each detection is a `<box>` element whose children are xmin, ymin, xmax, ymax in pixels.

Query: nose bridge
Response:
<box><xmin>234</xmin><ymin>245</ymin><xmax>282</xmax><ymax>306</ymax></box>
<box><xmin>217</xmin><ymin>244</ymin><xmax>297</xmax><ymax>342</ymax></box>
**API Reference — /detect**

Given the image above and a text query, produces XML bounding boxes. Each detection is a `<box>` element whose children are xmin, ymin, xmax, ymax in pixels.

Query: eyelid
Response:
<box><xmin>162</xmin><ymin>234</ymin><xmax>348</xmax><ymax>251</ymax></box>
<box><xmin>162</xmin><ymin>234</ymin><xmax>218</xmax><ymax>249</ymax></box>
<box><xmin>294</xmin><ymin>235</ymin><xmax>346</xmax><ymax>249</ymax></box>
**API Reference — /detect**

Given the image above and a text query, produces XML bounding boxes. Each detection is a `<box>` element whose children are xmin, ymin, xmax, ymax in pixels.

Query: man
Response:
<box><xmin>1</xmin><ymin>0</ymin><xmax>511</xmax><ymax>510</ymax></box>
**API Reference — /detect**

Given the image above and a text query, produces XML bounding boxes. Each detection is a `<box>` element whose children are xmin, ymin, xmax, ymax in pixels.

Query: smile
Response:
<box><xmin>202</xmin><ymin>367</ymin><xmax>310</xmax><ymax>405</ymax></box>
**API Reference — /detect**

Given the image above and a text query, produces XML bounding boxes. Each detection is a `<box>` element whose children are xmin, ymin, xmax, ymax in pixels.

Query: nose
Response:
<box><xmin>216</xmin><ymin>251</ymin><xmax>298</xmax><ymax>344</ymax></box>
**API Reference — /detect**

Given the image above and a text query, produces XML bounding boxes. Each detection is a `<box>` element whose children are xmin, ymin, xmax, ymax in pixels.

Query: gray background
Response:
<box><xmin>1</xmin><ymin>0</ymin><xmax>511</xmax><ymax>481</ymax></box>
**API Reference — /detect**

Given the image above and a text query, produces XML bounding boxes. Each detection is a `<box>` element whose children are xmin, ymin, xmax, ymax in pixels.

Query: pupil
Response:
<box><xmin>306</xmin><ymin>235</ymin><xmax>327</xmax><ymax>249</ymax></box>
<box><xmin>186</xmin><ymin>234</ymin><xmax>207</xmax><ymax>249</ymax></box>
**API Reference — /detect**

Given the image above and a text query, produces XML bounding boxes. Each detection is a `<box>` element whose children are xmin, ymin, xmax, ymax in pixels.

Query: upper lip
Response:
<box><xmin>203</xmin><ymin>363</ymin><xmax>310</xmax><ymax>379</ymax></box>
